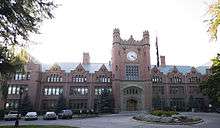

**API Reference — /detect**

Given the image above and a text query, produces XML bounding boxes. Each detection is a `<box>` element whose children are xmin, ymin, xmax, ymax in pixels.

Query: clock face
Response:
<box><xmin>127</xmin><ymin>51</ymin><xmax>137</xmax><ymax>61</ymax></box>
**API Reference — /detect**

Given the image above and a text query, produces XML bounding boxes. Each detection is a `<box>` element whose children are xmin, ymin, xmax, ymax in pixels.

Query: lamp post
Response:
<box><xmin>15</xmin><ymin>86</ymin><xmax>27</xmax><ymax>127</ymax></box>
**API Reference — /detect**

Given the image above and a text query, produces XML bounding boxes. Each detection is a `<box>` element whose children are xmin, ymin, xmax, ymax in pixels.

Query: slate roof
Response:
<box><xmin>158</xmin><ymin>65</ymin><xmax>210</xmax><ymax>75</ymax></box>
<box><xmin>42</xmin><ymin>63</ymin><xmax>112</xmax><ymax>73</ymax></box>
<box><xmin>42</xmin><ymin>63</ymin><xmax>209</xmax><ymax>75</ymax></box>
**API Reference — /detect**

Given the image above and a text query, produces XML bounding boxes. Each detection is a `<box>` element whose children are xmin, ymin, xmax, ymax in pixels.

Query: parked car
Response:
<box><xmin>4</xmin><ymin>111</ymin><xmax>21</xmax><ymax>121</ymax></box>
<box><xmin>25</xmin><ymin>112</ymin><xmax>38</xmax><ymax>120</ymax></box>
<box><xmin>58</xmin><ymin>109</ymin><xmax>73</xmax><ymax>119</ymax></box>
<box><xmin>43</xmin><ymin>112</ymin><xmax>57</xmax><ymax>120</ymax></box>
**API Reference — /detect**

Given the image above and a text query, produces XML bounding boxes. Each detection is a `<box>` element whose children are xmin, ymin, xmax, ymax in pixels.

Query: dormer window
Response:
<box><xmin>189</xmin><ymin>77</ymin><xmax>200</xmax><ymax>83</ymax></box>
<box><xmin>73</xmin><ymin>75</ymin><xmax>86</xmax><ymax>83</ymax></box>
<box><xmin>98</xmin><ymin>75</ymin><xmax>111</xmax><ymax>83</ymax></box>
<box><xmin>152</xmin><ymin>76</ymin><xmax>162</xmax><ymax>83</ymax></box>
<box><xmin>170</xmin><ymin>76</ymin><xmax>182</xmax><ymax>84</ymax></box>
<box><xmin>47</xmin><ymin>74</ymin><xmax>62</xmax><ymax>82</ymax></box>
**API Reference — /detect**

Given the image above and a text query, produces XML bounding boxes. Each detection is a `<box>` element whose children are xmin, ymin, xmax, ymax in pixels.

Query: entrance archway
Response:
<box><xmin>126</xmin><ymin>99</ymin><xmax>137</xmax><ymax>111</ymax></box>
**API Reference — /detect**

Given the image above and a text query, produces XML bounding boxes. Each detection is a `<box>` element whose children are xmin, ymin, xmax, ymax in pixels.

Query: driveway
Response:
<box><xmin>0</xmin><ymin>112</ymin><xmax>220</xmax><ymax>128</ymax></box>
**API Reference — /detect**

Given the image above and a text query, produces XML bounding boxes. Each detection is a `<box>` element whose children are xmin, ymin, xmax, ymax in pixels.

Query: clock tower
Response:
<box><xmin>112</xmin><ymin>28</ymin><xmax>152</xmax><ymax>112</ymax></box>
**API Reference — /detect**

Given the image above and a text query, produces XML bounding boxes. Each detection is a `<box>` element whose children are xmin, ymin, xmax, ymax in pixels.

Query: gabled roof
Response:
<box><xmin>157</xmin><ymin>65</ymin><xmax>209</xmax><ymax>75</ymax></box>
<box><xmin>42</xmin><ymin>63</ymin><xmax>112</xmax><ymax>73</ymax></box>
<box><xmin>42</xmin><ymin>63</ymin><xmax>209</xmax><ymax>75</ymax></box>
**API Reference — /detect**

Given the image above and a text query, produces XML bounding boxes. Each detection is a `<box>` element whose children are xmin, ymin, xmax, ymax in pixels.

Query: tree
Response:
<box><xmin>0</xmin><ymin>0</ymin><xmax>56</xmax><ymax>109</ymax></box>
<box><xmin>152</xmin><ymin>94</ymin><xmax>162</xmax><ymax>110</ymax></box>
<box><xmin>188</xmin><ymin>95</ymin><xmax>194</xmax><ymax>111</ymax></box>
<box><xmin>20</xmin><ymin>93</ymin><xmax>33</xmax><ymax>115</ymax></box>
<box><xmin>0</xmin><ymin>0</ymin><xmax>56</xmax><ymax>46</ymax></box>
<box><xmin>56</xmin><ymin>94</ymin><xmax>66</xmax><ymax>113</ymax></box>
<box><xmin>206</xmin><ymin>0</ymin><xmax>220</xmax><ymax>40</ymax></box>
<box><xmin>99</xmin><ymin>88</ymin><xmax>114</xmax><ymax>113</ymax></box>
<box><xmin>200</xmin><ymin>53</ymin><xmax>220</xmax><ymax>107</ymax></box>
<box><xmin>0</xmin><ymin>46</ymin><xmax>27</xmax><ymax>109</ymax></box>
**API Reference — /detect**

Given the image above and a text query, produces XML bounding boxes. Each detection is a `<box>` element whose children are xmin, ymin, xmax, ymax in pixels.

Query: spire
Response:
<box><xmin>156</xmin><ymin>36</ymin><xmax>160</xmax><ymax>67</ymax></box>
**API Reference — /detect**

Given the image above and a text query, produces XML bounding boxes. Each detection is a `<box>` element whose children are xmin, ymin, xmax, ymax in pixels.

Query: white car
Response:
<box><xmin>25</xmin><ymin>112</ymin><xmax>38</xmax><ymax>120</ymax></box>
<box><xmin>43</xmin><ymin>112</ymin><xmax>57</xmax><ymax>120</ymax></box>
<box><xmin>4</xmin><ymin>111</ymin><xmax>21</xmax><ymax>121</ymax></box>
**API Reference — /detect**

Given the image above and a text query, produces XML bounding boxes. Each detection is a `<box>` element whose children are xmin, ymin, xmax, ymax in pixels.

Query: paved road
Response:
<box><xmin>0</xmin><ymin>112</ymin><xmax>220</xmax><ymax>128</ymax></box>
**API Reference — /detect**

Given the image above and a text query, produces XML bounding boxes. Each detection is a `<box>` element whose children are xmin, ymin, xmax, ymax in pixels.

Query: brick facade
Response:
<box><xmin>0</xmin><ymin>29</ymin><xmax>209</xmax><ymax>112</ymax></box>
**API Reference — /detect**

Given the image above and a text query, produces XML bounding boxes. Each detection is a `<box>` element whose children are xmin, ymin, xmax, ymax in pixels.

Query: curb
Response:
<box><xmin>132</xmin><ymin>118</ymin><xmax>204</xmax><ymax>125</ymax></box>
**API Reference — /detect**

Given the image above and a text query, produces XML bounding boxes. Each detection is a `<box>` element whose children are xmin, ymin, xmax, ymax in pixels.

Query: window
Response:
<box><xmin>170</xmin><ymin>76</ymin><xmax>182</xmax><ymax>83</ymax></box>
<box><xmin>47</xmin><ymin>74</ymin><xmax>63</xmax><ymax>82</ymax></box>
<box><xmin>125</xmin><ymin>65</ymin><xmax>139</xmax><ymax>80</ymax></box>
<box><xmin>95</xmin><ymin>87</ymin><xmax>112</xmax><ymax>95</ymax></box>
<box><xmin>7</xmin><ymin>85</ymin><xmax>27</xmax><ymax>95</ymax></box>
<box><xmin>170</xmin><ymin>98</ymin><xmax>185</xmax><ymax>110</ymax></box>
<box><xmin>189</xmin><ymin>77</ymin><xmax>200</xmax><ymax>83</ymax></box>
<box><xmin>152</xmin><ymin>76</ymin><xmax>162</xmax><ymax>83</ymax></box>
<box><xmin>152</xmin><ymin>86</ymin><xmax>164</xmax><ymax>95</ymax></box>
<box><xmin>14</xmin><ymin>72</ymin><xmax>31</xmax><ymax>80</ymax></box>
<box><xmin>123</xmin><ymin>87</ymin><xmax>141</xmax><ymax>95</ymax></box>
<box><xmin>69</xmin><ymin>99</ymin><xmax>88</xmax><ymax>109</ymax></box>
<box><xmin>97</xmin><ymin>75</ymin><xmax>111</xmax><ymax>83</ymax></box>
<box><xmin>189</xmin><ymin>86</ymin><xmax>200</xmax><ymax>94</ymax></box>
<box><xmin>5</xmin><ymin>100</ymin><xmax>19</xmax><ymax>109</ymax></box>
<box><xmin>170</xmin><ymin>86</ymin><xmax>184</xmax><ymax>94</ymax></box>
<box><xmin>69</xmin><ymin>87</ymin><xmax>89</xmax><ymax>96</ymax></box>
<box><xmin>43</xmin><ymin>87</ymin><xmax>63</xmax><ymax>95</ymax></box>
<box><xmin>41</xmin><ymin>100</ymin><xmax>57</xmax><ymax>109</ymax></box>
<box><xmin>73</xmin><ymin>75</ymin><xmax>86</xmax><ymax>83</ymax></box>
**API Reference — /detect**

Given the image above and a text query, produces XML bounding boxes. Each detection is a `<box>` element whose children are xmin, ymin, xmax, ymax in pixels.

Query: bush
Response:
<box><xmin>151</xmin><ymin>110</ymin><xmax>177</xmax><ymax>117</ymax></box>
<box><xmin>0</xmin><ymin>109</ymin><xmax>5</xmax><ymax>120</ymax></box>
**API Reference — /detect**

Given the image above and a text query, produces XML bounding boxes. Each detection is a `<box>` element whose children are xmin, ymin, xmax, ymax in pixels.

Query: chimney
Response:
<box><xmin>160</xmin><ymin>56</ymin><xmax>166</xmax><ymax>67</ymax></box>
<box><xmin>83</xmin><ymin>52</ymin><xmax>90</xmax><ymax>64</ymax></box>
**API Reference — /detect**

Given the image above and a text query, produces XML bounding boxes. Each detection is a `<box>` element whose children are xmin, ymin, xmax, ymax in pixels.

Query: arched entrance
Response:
<box><xmin>121</xmin><ymin>86</ymin><xmax>144</xmax><ymax>111</ymax></box>
<box><xmin>126</xmin><ymin>99</ymin><xmax>137</xmax><ymax>111</ymax></box>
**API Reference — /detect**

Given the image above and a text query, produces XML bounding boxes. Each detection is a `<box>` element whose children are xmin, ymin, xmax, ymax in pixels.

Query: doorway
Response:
<box><xmin>126</xmin><ymin>99</ymin><xmax>137</xmax><ymax>111</ymax></box>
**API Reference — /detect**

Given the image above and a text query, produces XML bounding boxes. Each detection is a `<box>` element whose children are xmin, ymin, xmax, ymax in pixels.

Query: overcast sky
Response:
<box><xmin>28</xmin><ymin>0</ymin><xmax>220</xmax><ymax>66</ymax></box>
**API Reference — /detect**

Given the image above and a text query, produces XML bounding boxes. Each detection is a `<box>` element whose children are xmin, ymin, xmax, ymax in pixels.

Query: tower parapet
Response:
<box><xmin>142</xmin><ymin>30</ymin><xmax>150</xmax><ymax>45</ymax></box>
<box><xmin>113</xmin><ymin>28</ymin><xmax>121</xmax><ymax>43</ymax></box>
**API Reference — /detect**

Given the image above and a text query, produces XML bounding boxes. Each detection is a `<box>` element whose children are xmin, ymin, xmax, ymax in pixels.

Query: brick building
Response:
<box><xmin>0</xmin><ymin>29</ymin><xmax>209</xmax><ymax>112</ymax></box>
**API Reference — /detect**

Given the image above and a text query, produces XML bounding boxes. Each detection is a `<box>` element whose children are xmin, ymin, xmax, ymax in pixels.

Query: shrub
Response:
<box><xmin>0</xmin><ymin>109</ymin><xmax>5</xmax><ymax>120</ymax></box>
<box><xmin>151</xmin><ymin>110</ymin><xmax>177</xmax><ymax>117</ymax></box>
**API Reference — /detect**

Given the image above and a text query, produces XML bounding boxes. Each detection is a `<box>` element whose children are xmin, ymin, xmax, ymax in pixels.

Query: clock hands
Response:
<box><xmin>130</xmin><ymin>55</ymin><xmax>136</xmax><ymax>59</ymax></box>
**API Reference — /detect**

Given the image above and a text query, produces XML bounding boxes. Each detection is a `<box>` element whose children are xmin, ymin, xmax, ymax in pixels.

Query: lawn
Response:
<box><xmin>0</xmin><ymin>125</ymin><xmax>78</xmax><ymax>128</ymax></box>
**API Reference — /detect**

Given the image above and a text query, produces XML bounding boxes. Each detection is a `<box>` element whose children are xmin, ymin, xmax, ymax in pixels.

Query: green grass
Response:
<box><xmin>0</xmin><ymin>125</ymin><xmax>78</xmax><ymax>128</ymax></box>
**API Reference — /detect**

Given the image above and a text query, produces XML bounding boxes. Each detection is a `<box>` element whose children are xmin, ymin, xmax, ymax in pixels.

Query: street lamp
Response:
<box><xmin>15</xmin><ymin>86</ymin><xmax>28</xmax><ymax>127</ymax></box>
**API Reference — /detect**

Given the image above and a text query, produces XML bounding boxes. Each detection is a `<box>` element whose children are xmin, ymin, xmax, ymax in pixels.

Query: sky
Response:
<box><xmin>28</xmin><ymin>0</ymin><xmax>220</xmax><ymax>66</ymax></box>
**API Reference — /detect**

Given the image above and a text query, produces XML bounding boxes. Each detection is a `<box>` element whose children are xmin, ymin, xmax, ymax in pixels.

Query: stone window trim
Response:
<box><xmin>43</xmin><ymin>86</ymin><xmax>63</xmax><ymax>96</ymax></box>
<box><xmin>96</xmin><ymin>74</ymin><xmax>111</xmax><ymax>83</ymax></box>
<box><xmin>188</xmin><ymin>76</ymin><xmax>200</xmax><ymax>83</ymax></box>
<box><xmin>8</xmin><ymin>85</ymin><xmax>28</xmax><ymax>95</ymax></box>
<box><xmin>47</xmin><ymin>74</ymin><xmax>63</xmax><ymax>82</ymax></box>
<box><xmin>72</xmin><ymin>75</ymin><xmax>87</xmax><ymax>83</ymax></box>
<box><xmin>69</xmin><ymin>86</ymin><xmax>89</xmax><ymax>96</ymax></box>
<box><xmin>125</xmin><ymin>64</ymin><xmax>139</xmax><ymax>80</ymax></box>
<box><xmin>169</xmin><ymin>76</ymin><xmax>182</xmax><ymax>84</ymax></box>
<box><xmin>14</xmin><ymin>72</ymin><xmax>31</xmax><ymax>81</ymax></box>
<box><xmin>152</xmin><ymin>75</ymin><xmax>162</xmax><ymax>83</ymax></box>
<box><xmin>94</xmin><ymin>86</ymin><xmax>112</xmax><ymax>95</ymax></box>
<box><xmin>169</xmin><ymin>86</ymin><xmax>184</xmax><ymax>95</ymax></box>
